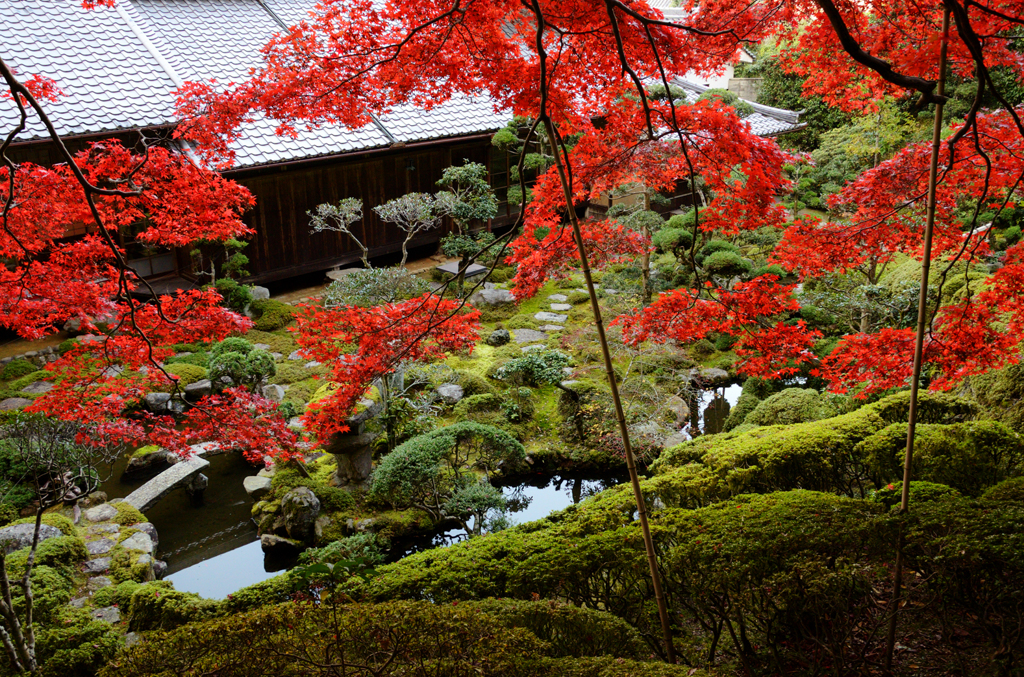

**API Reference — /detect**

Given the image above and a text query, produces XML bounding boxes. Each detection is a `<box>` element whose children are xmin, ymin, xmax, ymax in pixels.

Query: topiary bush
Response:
<box><xmin>721</xmin><ymin>390</ymin><xmax>760</xmax><ymax>431</ymax></box>
<box><xmin>858</xmin><ymin>420</ymin><xmax>1024</xmax><ymax>496</ymax></box>
<box><xmin>702</xmin><ymin>250</ymin><xmax>752</xmax><ymax>277</ymax></box>
<box><xmin>567</xmin><ymin>290</ymin><xmax>590</xmax><ymax>305</ymax></box>
<box><xmin>744</xmin><ymin>387</ymin><xmax>839</xmax><ymax>427</ymax></box>
<box><xmin>981</xmin><ymin>476</ymin><xmax>1024</xmax><ymax>503</ymax></box>
<box><xmin>214</xmin><ymin>278</ymin><xmax>253</xmax><ymax>313</ymax></box>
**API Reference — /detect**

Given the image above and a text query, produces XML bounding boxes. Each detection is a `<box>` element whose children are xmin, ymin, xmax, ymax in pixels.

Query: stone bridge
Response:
<box><xmin>123</xmin><ymin>442</ymin><xmax>219</xmax><ymax>512</ymax></box>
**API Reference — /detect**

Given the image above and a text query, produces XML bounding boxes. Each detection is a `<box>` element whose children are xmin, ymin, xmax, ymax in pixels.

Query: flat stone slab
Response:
<box><xmin>83</xmin><ymin>558</ymin><xmax>111</xmax><ymax>574</ymax></box>
<box><xmin>550</xmin><ymin>303</ymin><xmax>572</xmax><ymax>312</ymax></box>
<box><xmin>123</xmin><ymin>455</ymin><xmax>210</xmax><ymax>513</ymax></box>
<box><xmin>120</xmin><ymin>532</ymin><xmax>153</xmax><ymax>554</ymax></box>
<box><xmin>522</xmin><ymin>344</ymin><xmax>546</xmax><ymax>353</ymax></box>
<box><xmin>537</xmin><ymin>325</ymin><xmax>564</xmax><ymax>331</ymax></box>
<box><xmin>243</xmin><ymin>475</ymin><xmax>272</xmax><ymax>500</ymax></box>
<box><xmin>437</xmin><ymin>261</ymin><xmax>487</xmax><ymax>277</ymax></box>
<box><xmin>534</xmin><ymin>312</ymin><xmax>568</xmax><ymax>323</ymax></box>
<box><xmin>87</xmin><ymin>576</ymin><xmax>113</xmax><ymax>590</ymax></box>
<box><xmin>20</xmin><ymin>381</ymin><xmax>53</xmax><ymax>394</ymax></box>
<box><xmin>547</xmin><ymin>294</ymin><xmax>568</xmax><ymax>302</ymax></box>
<box><xmin>513</xmin><ymin>329</ymin><xmax>548</xmax><ymax>344</ymax></box>
<box><xmin>86</xmin><ymin>538</ymin><xmax>115</xmax><ymax>556</ymax></box>
<box><xmin>0</xmin><ymin>398</ymin><xmax>32</xmax><ymax>411</ymax></box>
<box><xmin>84</xmin><ymin>504</ymin><xmax>118</xmax><ymax>523</ymax></box>
<box><xmin>92</xmin><ymin>606</ymin><xmax>121</xmax><ymax>624</ymax></box>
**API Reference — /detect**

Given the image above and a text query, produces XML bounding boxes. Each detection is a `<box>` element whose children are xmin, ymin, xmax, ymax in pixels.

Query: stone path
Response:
<box><xmin>510</xmin><ymin>293</ymin><xmax>579</xmax><ymax>352</ymax></box>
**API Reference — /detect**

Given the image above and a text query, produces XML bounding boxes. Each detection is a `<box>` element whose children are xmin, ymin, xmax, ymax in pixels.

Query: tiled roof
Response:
<box><xmin>1</xmin><ymin>0</ymin><xmax>506</xmax><ymax>168</ymax></box>
<box><xmin>0</xmin><ymin>0</ymin><xmax>178</xmax><ymax>141</ymax></box>
<box><xmin>671</xmin><ymin>77</ymin><xmax>804</xmax><ymax>137</ymax></box>
<box><xmin>0</xmin><ymin>1</ymin><xmax>798</xmax><ymax>167</ymax></box>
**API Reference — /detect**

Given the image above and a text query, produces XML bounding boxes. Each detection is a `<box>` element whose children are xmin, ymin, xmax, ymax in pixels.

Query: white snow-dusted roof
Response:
<box><xmin>1</xmin><ymin>0</ymin><xmax>508</xmax><ymax>168</ymax></box>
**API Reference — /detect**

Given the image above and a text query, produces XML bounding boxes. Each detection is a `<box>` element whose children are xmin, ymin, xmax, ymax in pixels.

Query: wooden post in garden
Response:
<box><xmin>543</xmin><ymin>116</ymin><xmax>678</xmax><ymax>665</ymax></box>
<box><xmin>884</xmin><ymin>6</ymin><xmax>950</xmax><ymax>673</ymax></box>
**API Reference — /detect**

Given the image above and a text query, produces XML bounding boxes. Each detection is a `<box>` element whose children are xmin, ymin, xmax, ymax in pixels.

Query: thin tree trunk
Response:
<box><xmin>543</xmin><ymin>117</ymin><xmax>677</xmax><ymax>664</ymax></box>
<box><xmin>641</xmin><ymin>191</ymin><xmax>653</xmax><ymax>305</ymax></box>
<box><xmin>883</xmin><ymin>8</ymin><xmax>950</xmax><ymax>674</ymax></box>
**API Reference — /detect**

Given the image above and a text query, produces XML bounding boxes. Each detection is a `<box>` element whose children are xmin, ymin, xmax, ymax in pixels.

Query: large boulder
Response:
<box><xmin>276</xmin><ymin>486</ymin><xmax>321</xmax><ymax>545</ymax></box>
<box><xmin>0</xmin><ymin>523</ymin><xmax>62</xmax><ymax>554</ymax></box>
<box><xmin>243</xmin><ymin>475</ymin><xmax>272</xmax><ymax>500</ymax></box>
<box><xmin>436</xmin><ymin>383</ymin><xmax>464</xmax><ymax>405</ymax></box>
<box><xmin>469</xmin><ymin>288</ymin><xmax>515</xmax><ymax>306</ymax></box>
<box><xmin>485</xmin><ymin>329</ymin><xmax>511</xmax><ymax>347</ymax></box>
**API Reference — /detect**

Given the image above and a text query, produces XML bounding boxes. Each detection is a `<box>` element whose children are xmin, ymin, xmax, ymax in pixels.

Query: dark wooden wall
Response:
<box><xmin>230</xmin><ymin>139</ymin><xmax>491</xmax><ymax>283</ymax></box>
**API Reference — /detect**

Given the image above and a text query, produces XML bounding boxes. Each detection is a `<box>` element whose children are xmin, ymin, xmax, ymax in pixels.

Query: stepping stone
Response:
<box><xmin>120</xmin><ymin>532</ymin><xmax>153</xmax><ymax>554</ymax></box>
<box><xmin>20</xmin><ymin>381</ymin><xmax>53</xmax><ymax>395</ymax></box>
<box><xmin>92</xmin><ymin>606</ymin><xmax>121</xmax><ymax>624</ymax></box>
<box><xmin>550</xmin><ymin>303</ymin><xmax>572</xmax><ymax>311</ymax></box>
<box><xmin>83</xmin><ymin>558</ymin><xmax>111</xmax><ymax>574</ymax></box>
<box><xmin>270</xmin><ymin>352</ymin><xmax>283</xmax><ymax>360</ymax></box>
<box><xmin>0</xmin><ymin>398</ymin><xmax>32</xmax><ymax>411</ymax></box>
<box><xmin>547</xmin><ymin>294</ymin><xmax>568</xmax><ymax>302</ymax></box>
<box><xmin>86</xmin><ymin>538</ymin><xmax>115</xmax><ymax>556</ymax></box>
<box><xmin>87</xmin><ymin>524</ymin><xmax>119</xmax><ymax>536</ymax></box>
<box><xmin>521</xmin><ymin>344</ymin><xmax>546</xmax><ymax>353</ymax></box>
<box><xmin>512</xmin><ymin>329</ymin><xmax>548</xmax><ymax>344</ymax></box>
<box><xmin>253</xmin><ymin>343</ymin><xmax>271</xmax><ymax>351</ymax></box>
<box><xmin>537</xmin><ymin>325</ymin><xmax>564</xmax><ymax>331</ymax></box>
<box><xmin>84</xmin><ymin>504</ymin><xmax>117</xmax><ymax>523</ymax></box>
<box><xmin>534</xmin><ymin>312</ymin><xmax>568</xmax><ymax>323</ymax></box>
<box><xmin>288</xmin><ymin>350</ymin><xmax>304</xmax><ymax>361</ymax></box>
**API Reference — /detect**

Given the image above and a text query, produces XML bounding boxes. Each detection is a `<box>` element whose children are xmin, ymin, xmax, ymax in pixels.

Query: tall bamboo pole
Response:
<box><xmin>543</xmin><ymin>117</ymin><xmax>678</xmax><ymax>664</ymax></box>
<box><xmin>883</xmin><ymin>7</ymin><xmax>951</xmax><ymax>673</ymax></box>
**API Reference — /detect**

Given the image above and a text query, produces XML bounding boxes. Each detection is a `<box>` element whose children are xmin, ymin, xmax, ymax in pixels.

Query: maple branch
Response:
<box><xmin>813</xmin><ymin>0</ymin><xmax>946</xmax><ymax>105</ymax></box>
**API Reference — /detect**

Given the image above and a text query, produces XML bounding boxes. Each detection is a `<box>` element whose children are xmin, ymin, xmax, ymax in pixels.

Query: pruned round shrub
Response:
<box><xmin>981</xmin><ymin>476</ymin><xmax>1024</xmax><ymax>503</ymax></box>
<box><xmin>744</xmin><ymin>388</ymin><xmax>839</xmax><ymax>427</ymax></box>
<box><xmin>214</xmin><ymin>278</ymin><xmax>253</xmax><ymax>312</ymax></box>
<box><xmin>652</xmin><ymin>227</ymin><xmax>693</xmax><ymax>256</ymax></box>
<box><xmin>702</xmin><ymin>250</ymin><xmax>752</xmax><ymax>277</ymax></box>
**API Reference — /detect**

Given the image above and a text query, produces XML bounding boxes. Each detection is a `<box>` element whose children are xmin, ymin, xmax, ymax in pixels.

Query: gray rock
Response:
<box><xmin>288</xmin><ymin>350</ymin><xmax>304</xmax><ymax>361</ymax></box>
<box><xmin>0</xmin><ymin>524</ymin><xmax>62</xmax><ymax>554</ymax></box>
<box><xmin>86</xmin><ymin>539</ymin><xmax>115</xmax><ymax>556</ymax></box>
<box><xmin>305</xmin><ymin>361</ymin><xmax>321</xmax><ymax>369</ymax></box>
<box><xmin>550</xmin><ymin>303</ymin><xmax>572</xmax><ymax>312</ymax></box>
<box><xmin>547</xmin><ymin>294</ymin><xmax>568</xmax><ymax>302</ymax></box>
<box><xmin>84</xmin><ymin>504</ymin><xmax>118</xmax><ymax>523</ymax></box>
<box><xmin>83</xmin><ymin>558</ymin><xmax>111</xmax><ymax>574</ymax></box>
<box><xmin>145</xmin><ymin>392</ymin><xmax>171</xmax><ymax>412</ymax></box>
<box><xmin>534</xmin><ymin>312</ymin><xmax>568</xmax><ymax>323</ymax></box>
<box><xmin>470</xmin><ymin>288</ymin><xmax>515</xmax><ymax>305</ymax></box>
<box><xmin>485</xmin><ymin>329</ymin><xmax>511</xmax><ymax>346</ymax></box>
<box><xmin>124</xmin><ymin>632</ymin><xmax>142</xmax><ymax>647</ymax></box>
<box><xmin>261</xmin><ymin>384</ymin><xmax>285</xmax><ymax>402</ymax></box>
<box><xmin>153</xmin><ymin>560</ymin><xmax>168</xmax><ymax>579</ymax></box>
<box><xmin>603</xmin><ymin>288</ymin><xmax>620</xmax><ymax>295</ymax></box>
<box><xmin>250</xmin><ymin>286</ymin><xmax>271</xmax><ymax>301</ymax></box>
<box><xmin>70</xmin><ymin>597</ymin><xmax>89</xmax><ymax>609</ymax></box>
<box><xmin>436</xmin><ymin>383</ymin><xmax>464</xmax><ymax>404</ymax></box>
<box><xmin>123</xmin><ymin>455</ymin><xmax>210</xmax><ymax>512</ymax></box>
<box><xmin>87</xmin><ymin>575</ymin><xmax>112</xmax><ymax>589</ymax></box>
<box><xmin>88</xmin><ymin>524</ymin><xmax>119</xmax><ymax>536</ymax></box>
<box><xmin>537</xmin><ymin>325</ymin><xmax>564</xmax><ymax>331</ymax></box>
<box><xmin>664</xmin><ymin>395</ymin><xmax>691</xmax><ymax>426</ymax></box>
<box><xmin>521</xmin><ymin>344</ymin><xmax>546</xmax><ymax>353</ymax></box>
<box><xmin>260</xmin><ymin>534</ymin><xmax>303</xmax><ymax>555</ymax></box>
<box><xmin>187</xmin><ymin>473</ymin><xmax>208</xmax><ymax>493</ymax></box>
<box><xmin>288</xmin><ymin>416</ymin><xmax>305</xmax><ymax>430</ymax></box>
<box><xmin>131</xmin><ymin>523</ymin><xmax>159</xmax><ymax>551</ymax></box>
<box><xmin>270</xmin><ymin>353</ymin><xmax>283</xmax><ymax>360</ymax></box>
<box><xmin>184</xmin><ymin>379</ymin><xmax>212</xmax><ymax>399</ymax></box>
<box><xmin>120</xmin><ymin>532</ymin><xmax>154</xmax><ymax>554</ymax></box>
<box><xmin>92</xmin><ymin>606</ymin><xmax>121</xmax><ymax>624</ymax></box>
<box><xmin>243</xmin><ymin>476</ymin><xmax>273</xmax><ymax>500</ymax></box>
<box><xmin>173</xmin><ymin>352</ymin><xmax>193</xmax><ymax>359</ymax></box>
<box><xmin>278</xmin><ymin>486</ymin><xmax>321</xmax><ymax>544</ymax></box>
<box><xmin>253</xmin><ymin>343</ymin><xmax>271</xmax><ymax>351</ymax></box>
<box><xmin>697</xmin><ymin>367</ymin><xmax>731</xmax><ymax>384</ymax></box>
<box><xmin>0</xmin><ymin>398</ymin><xmax>32</xmax><ymax>411</ymax></box>
<box><xmin>512</xmin><ymin>328</ymin><xmax>548</xmax><ymax>344</ymax></box>
<box><xmin>20</xmin><ymin>381</ymin><xmax>52</xmax><ymax>395</ymax></box>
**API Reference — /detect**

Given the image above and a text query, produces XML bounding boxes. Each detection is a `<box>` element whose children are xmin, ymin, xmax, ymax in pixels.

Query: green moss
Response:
<box><xmin>283</xmin><ymin>378</ymin><xmax>322</xmax><ymax>407</ymax></box>
<box><xmin>271</xmin><ymin>361</ymin><xmax>323</xmax><ymax>385</ymax></box>
<box><xmin>91</xmin><ymin>579</ymin><xmax>142</xmax><ymax>608</ymax></box>
<box><xmin>154</xmin><ymin>362</ymin><xmax>207</xmax><ymax>391</ymax></box>
<box><xmin>112</xmin><ymin>501</ymin><xmax>147</xmax><ymax>526</ymax></box>
<box><xmin>251</xmin><ymin>298</ymin><xmax>298</xmax><ymax>331</ymax></box>
<box><xmin>36</xmin><ymin>607</ymin><xmax>121</xmax><ymax>677</ymax></box>
<box><xmin>454</xmin><ymin>393</ymin><xmax>502</xmax><ymax>419</ymax></box>
<box><xmin>108</xmin><ymin>547</ymin><xmax>152</xmax><ymax>584</ymax></box>
<box><xmin>243</xmin><ymin>329</ymin><xmax>299</xmax><ymax>356</ymax></box>
<box><xmin>131</xmin><ymin>444</ymin><xmax>161</xmax><ymax>459</ymax></box>
<box><xmin>127</xmin><ymin>582</ymin><xmax>219</xmax><ymax>631</ymax></box>
<box><xmin>6</xmin><ymin>536</ymin><xmax>88</xmax><ymax>577</ymax></box>
<box><xmin>456</xmin><ymin>370</ymin><xmax>499</xmax><ymax>397</ymax></box>
<box><xmin>164</xmin><ymin>351</ymin><xmax>209</xmax><ymax>368</ymax></box>
<box><xmin>12</xmin><ymin>512</ymin><xmax>77</xmax><ymax>536</ymax></box>
<box><xmin>1</xmin><ymin>358</ymin><xmax>38</xmax><ymax>381</ymax></box>
<box><xmin>722</xmin><ymin>390</ymin><xmax>760</xmax><ymax>431</ymax></box>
